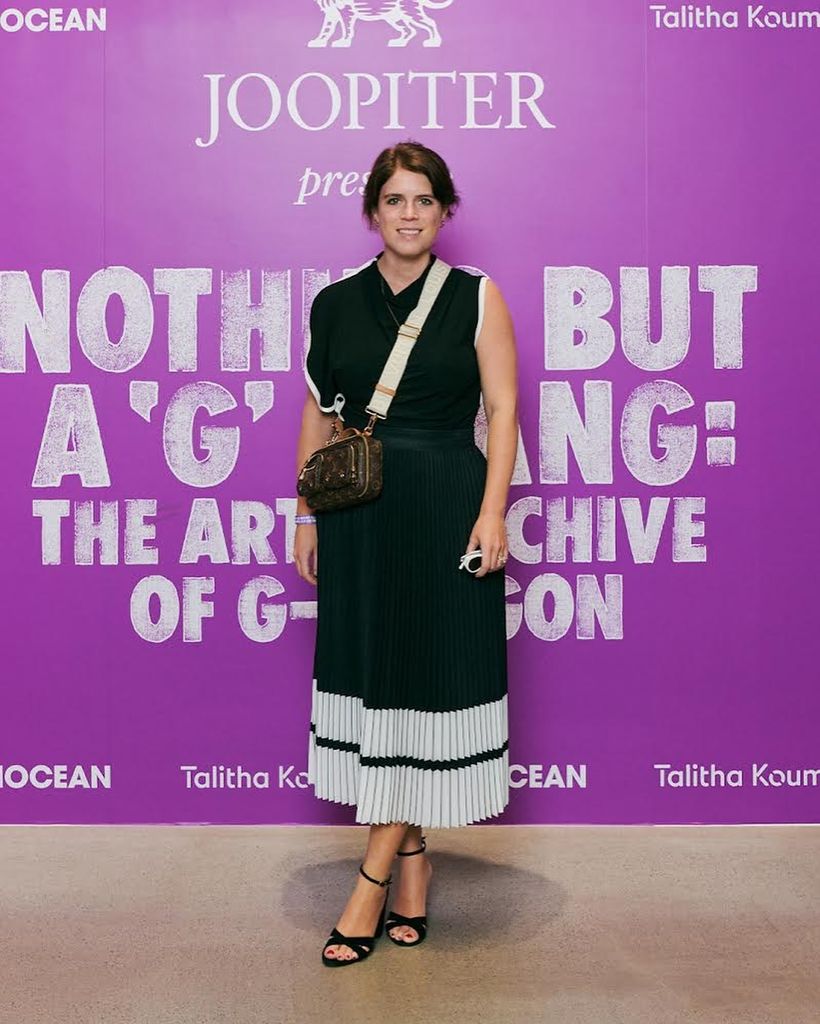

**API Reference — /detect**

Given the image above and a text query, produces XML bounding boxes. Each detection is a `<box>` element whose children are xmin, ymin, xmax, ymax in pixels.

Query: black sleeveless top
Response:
<box><xmin>305</xmin><ymin>251</ymin><xmax>487</xmax><ymax>431</ymax></box>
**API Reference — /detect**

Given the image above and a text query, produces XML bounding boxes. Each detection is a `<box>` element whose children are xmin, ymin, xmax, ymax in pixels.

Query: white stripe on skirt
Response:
<box><xmin>307</xmin><ymin>678</ymin><xmax>510</xmax><ymax>828</ymax></box>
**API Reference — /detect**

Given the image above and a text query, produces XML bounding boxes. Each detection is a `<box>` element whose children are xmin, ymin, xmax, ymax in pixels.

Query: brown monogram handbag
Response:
<box><xmin>296</xmin><ymin>416</ymin><xmax>383</xmax><ymax>512</ymax></box>
<box><xmin>297</xmin><ymin>258</ymin><xmax>451</xmax><ymax>512</ymax></box>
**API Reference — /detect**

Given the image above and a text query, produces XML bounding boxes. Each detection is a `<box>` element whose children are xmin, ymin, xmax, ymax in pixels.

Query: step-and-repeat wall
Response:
<box><xmin>1</xmin><ymin>1</ymin><xmax>817</xmax><ymax>825</ymax></box>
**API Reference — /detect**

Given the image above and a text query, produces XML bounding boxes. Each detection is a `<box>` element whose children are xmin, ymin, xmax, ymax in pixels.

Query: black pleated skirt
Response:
<box><xmin>307</xmin><ymin>422</ymin><xmax>510</xmax><ymax>828</ymax></box>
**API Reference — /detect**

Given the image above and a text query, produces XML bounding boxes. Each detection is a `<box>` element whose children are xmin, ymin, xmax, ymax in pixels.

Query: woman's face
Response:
<box><xmin>372</xmin><ymin>167</ymin><xmax>446</xmax><ymax>257</ymax></box>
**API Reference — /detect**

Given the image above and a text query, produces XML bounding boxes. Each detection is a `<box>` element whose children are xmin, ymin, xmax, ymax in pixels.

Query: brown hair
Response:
<box><xmin>362</xmin><ymin>141</ymin><xmax>461</xmax><ymax>227</ymax></box>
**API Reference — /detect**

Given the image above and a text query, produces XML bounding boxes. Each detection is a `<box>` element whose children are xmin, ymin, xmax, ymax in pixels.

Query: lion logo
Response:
<box><xmin>307</xmin><ymin>0</ymin><xmax>454</xmax><ymax>48</ymax></box>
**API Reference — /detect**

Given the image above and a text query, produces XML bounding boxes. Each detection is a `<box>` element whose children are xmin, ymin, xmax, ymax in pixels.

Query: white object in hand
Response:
<box><xmin>458</xmin><ymin>549</ymin><xmax>483</xmax><ymax>573</ymax></box>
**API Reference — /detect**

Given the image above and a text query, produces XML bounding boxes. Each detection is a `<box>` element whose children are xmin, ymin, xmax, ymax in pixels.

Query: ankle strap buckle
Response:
<box><xmin>359</xmin><ymin>863</ymin><xmax>392</xmax><ymax>887</ymax></box>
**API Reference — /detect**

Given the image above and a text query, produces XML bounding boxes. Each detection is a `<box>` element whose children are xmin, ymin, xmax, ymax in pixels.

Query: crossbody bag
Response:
<box><xmin>297</xmin><ymin>258</ymin><xmax>451</xmax><ymax>512</ymax></box>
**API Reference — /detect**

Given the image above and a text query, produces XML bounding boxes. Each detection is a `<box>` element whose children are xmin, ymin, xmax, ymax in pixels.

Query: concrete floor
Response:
<box><xmin>0</xmin><ymin>825</ymin><xmax>817</xmax><ymax>1024</ymax></box>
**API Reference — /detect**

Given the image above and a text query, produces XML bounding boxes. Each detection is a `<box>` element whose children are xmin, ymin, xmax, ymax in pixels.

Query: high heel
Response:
<box><xmin>385</xmin><ymin>835</ymin><xmax>430</xmax><ymax>947</ymax></box>
<box><xmin>321</xmin><ymin>863</ymin><xmax>392</xmax><ymax>967</ymax></box>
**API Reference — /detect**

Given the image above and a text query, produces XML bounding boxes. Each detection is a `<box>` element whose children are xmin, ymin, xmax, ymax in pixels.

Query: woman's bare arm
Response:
<box><xmin>294</xmin><ymin>391</ymin><xmax>337</xmax><ymax>585</ymax></box>
<box><xmin>468</xmin><ymin>277</ymin><xmax>519</xmax><ymax>576</ymax></box>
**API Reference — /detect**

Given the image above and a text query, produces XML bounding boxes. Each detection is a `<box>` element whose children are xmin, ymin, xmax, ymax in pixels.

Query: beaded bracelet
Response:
<box><xmin>295</xmin><ymin>514</ymin><xmax>317</xmax><ymax>525</ymax></box>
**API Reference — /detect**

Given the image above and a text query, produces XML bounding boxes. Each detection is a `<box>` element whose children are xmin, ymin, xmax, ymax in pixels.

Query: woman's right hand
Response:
<box><xmin>294</xmin><ymin>523</ymin><xmax>318</xmax><ymax>586</ymax></box>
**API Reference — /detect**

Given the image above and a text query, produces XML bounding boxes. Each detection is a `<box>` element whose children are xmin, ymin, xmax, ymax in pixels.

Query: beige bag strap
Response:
<box><xmin>365</xmin><ymin>257</ymin><xmax>451</xmax><ymax>421</ymax></box>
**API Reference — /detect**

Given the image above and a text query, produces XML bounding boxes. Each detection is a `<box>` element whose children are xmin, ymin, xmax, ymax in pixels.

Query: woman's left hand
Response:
<box><xmin>464</xmin><ymin>511</ymin><xmax>508</xmax><ymax>577</ymax></box>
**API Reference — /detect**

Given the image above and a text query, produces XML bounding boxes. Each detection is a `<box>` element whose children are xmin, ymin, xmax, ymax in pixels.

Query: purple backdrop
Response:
<box><xmin>1</xmin><ymin>1</ymin><xmax>818</xmax><ymax>824</ymax></box>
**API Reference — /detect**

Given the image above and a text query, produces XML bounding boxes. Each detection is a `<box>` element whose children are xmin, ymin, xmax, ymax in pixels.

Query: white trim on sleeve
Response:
<box><xmin>304</xmin><ymin>339</ymin><xmax>345</xmax><ymax>416</ymax></box>
<box><xmin>474</xmin><ymin>275</ymin><xmax>488</xmax><ymax>348</ymax></box>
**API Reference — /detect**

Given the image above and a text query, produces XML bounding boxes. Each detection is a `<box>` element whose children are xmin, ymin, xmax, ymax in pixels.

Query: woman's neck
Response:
<box><xmin>376</xmin><ymin>248</ymin><xmax>433</xmax><ymax>293</ymax></box>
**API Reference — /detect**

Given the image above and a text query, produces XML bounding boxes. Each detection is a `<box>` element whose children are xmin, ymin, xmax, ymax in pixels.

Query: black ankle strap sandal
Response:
<box><xmin>321</xmin><ymin>863</ymin><xmax>393</xmax><ymax>968</ymax></box>
<box><xmin>396</xmin><ymin>835</ymin><xmax>427</xmax><ymax>857</ymax></box>
<box><xmin>385</xmin><ymin>835</ymin><xmax>430</xmax><ymax>947</ymax></box>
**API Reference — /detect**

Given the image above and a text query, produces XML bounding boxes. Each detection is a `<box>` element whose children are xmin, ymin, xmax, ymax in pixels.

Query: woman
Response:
<box><xmin>293</xmin><ymin>141</ymin><xmax>519</xmax><ymax>966</ymax></box>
